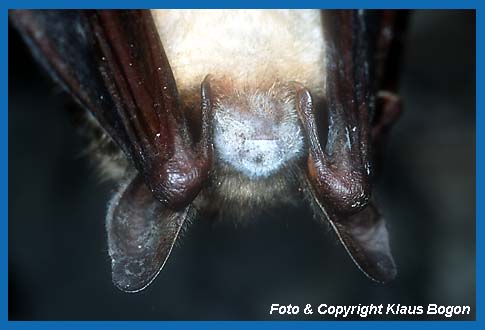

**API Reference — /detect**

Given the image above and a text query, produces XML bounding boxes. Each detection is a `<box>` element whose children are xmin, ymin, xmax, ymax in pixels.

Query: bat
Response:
<box><xmin>9</xmin><ymin>9</ymin><xmax>405</xmax><ymax>292</ymax></box>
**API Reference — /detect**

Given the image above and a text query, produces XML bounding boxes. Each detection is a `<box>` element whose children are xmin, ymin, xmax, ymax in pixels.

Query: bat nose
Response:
<box><xmin>240</xmin><ymin>139</ymin><xmax>283</xmax><ymax>175</ymax></box>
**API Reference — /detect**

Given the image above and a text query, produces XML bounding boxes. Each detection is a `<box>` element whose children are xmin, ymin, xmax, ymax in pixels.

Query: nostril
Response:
<box><xmin>254</xmin><ymin>155</ymin><xmax>264</xmax><ymax>164</ymax></box>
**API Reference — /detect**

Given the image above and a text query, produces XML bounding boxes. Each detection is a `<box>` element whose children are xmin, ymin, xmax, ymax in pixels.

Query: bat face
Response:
<box><xmin>201</xmin><ymin>80</ymin><xmax>307</xmax><ymax>218</ymax></box>
<box><xmin>10</xmin><ymin>9</ymin><xmax>404</xmax><ymax>293</ymax></box>
<box><xmin>153</xmin><ymin>10</ymin><xmax>322</xmax><ymax>209</ymax></box>
<box><xmin>152</xmin><ymin>10</ymin><xmax>324</xmax><ymax>213</ymax></box>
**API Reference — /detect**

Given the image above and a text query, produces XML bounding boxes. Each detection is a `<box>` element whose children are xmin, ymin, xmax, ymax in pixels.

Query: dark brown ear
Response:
<box><xmin>107</xmin><ymin>174</ymin><xmax>194</xmax><ymax>292</ymax></box>
<box><xmin>298</xmin><ymin>10</ymin><xmax>398</xmax><ymax>282</ymax></box>
<box><xmin>11</xmin><ymin>9</ymin><xmax>213</xmax><ymax>292</ymax></box>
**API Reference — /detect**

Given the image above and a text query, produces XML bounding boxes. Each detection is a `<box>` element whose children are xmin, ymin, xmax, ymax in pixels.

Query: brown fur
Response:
<box><xmin>151</xmin><ymin>10</ymin><xmax>326</xmax><ymax>98</ymax></box>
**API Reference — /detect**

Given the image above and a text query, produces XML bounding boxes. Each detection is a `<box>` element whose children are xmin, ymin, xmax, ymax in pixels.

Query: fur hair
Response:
<box><xmin>151</xmin><ymin>10</ymin><xmax>326</xmax><ymax>96</ymax></box>
<box><xmin>88</xmin><ymin>10</ymin><xmax>328</xmax><ymax>218</ymax></box>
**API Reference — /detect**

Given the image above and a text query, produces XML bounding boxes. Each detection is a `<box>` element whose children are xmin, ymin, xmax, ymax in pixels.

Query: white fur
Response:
<box><xmin>213</xmin><ymin>87</ymin><xmax>303</xmax><ymax>178</ymax></box>
<box><xmin>151</xmin><ymin>10</ymin><xmax>326</xmax><ymax>95</ymax></box>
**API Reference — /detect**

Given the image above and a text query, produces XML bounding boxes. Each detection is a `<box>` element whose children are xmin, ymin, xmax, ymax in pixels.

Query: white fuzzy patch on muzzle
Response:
<box><xmin>213</xmin><ymin>88</ymin><xmax>304</xmax><ymax>179</ymax></box>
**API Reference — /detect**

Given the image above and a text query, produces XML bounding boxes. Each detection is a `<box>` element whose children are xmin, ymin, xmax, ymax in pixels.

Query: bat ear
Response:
<box><xmin>106</xmin><ymin>174</ymin><xmax>193</xmax><ymax>292</ymax></box>
<box><xmin>327</xmin><ymin>203</ymin><xmax>397</xmax><ymax>283</ymax></box>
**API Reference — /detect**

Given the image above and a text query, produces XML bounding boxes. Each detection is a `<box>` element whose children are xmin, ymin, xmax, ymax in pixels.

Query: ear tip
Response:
<box><xmin>367</xmin><ymin>253</ymin><xmax>398</xmax><ymax>284</ymax></box>
<box><xmin>376</xmin><ymin>268</ymin><xmax>398</xmax><ymax>284</ymax></box>
<box><xmin>111</xmin><ymin>260</ymin><xmax>156</xmax><ymax>293</ymax></box>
